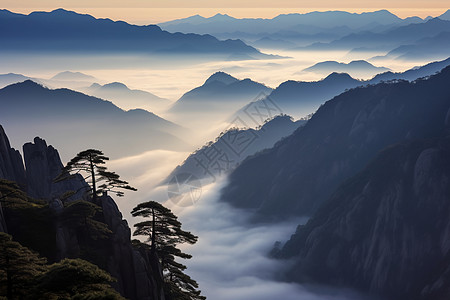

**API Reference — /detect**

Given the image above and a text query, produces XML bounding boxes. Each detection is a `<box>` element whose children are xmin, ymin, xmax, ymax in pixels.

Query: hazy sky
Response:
<box><xmin>2</xmin><ymin>0</ymin><xmax>449</xmax><ymax>24</ymax></box>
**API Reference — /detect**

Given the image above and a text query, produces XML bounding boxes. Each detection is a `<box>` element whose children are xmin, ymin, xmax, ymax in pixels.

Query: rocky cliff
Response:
<box><xmin>276</xmin><ymin>138</ymin><xmax>450</xmax><ymax>300</ymax></box>
<box><xmin>23</xmin><ymin>137</ymin><xmax>89</xmax><ymax>201</ymax></box>
<box><xmin>221</xmin><ymin>66</ymin><xmax>450</xmax><ymax>220</ymax></box>
<box><xmin>0</xmin><ymin>125</ymin><xmax>26</xmax><ymax>186</ymax></box>
<box><xmin>0</xmin><ymin>126</ymin><xmax>165</xmax><ymax>300</ymax></box>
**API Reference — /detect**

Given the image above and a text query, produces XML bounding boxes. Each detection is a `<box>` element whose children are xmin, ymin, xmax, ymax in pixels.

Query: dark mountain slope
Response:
<box><xmin>256</xmin><ymin>72</ymin><xmax>361</xmax><ymax>117</ymax></box>
<box><xmin>159</xmin><ymin>10</ymin><xmax>405</xmax><ymax>35</ymax></box>
<box><xmin>0</xmin><ymin>128</ymin><xmax>165</xmax><ymax>300</ymax></box>
<box><xmin>233</xmin><ymin>57</ymin><xmax>450</xmax><ymax>120</ymax></box>
<box><xmin>83</xmin><ymin>82</ymin><xmax>171</xmax><ymax>113</ymax></box>
<box><xmin>305</xmin><ymin>18</ymin><xmax>450</xmax><ymax>51</ymax></box>
<box><xmin>169</xmin><ymin>72</ymin><xmax>272</xmax><ymax>113</ymax></box>
<box><xmin>0</xmin><ymin>8</ymin><xmax>265</xmax><ymax>58</ymax></box>
<box><xmin>277</xmin><ymin>137</ymin><xmax>450</xmax><ymax>300</ymax></box>
<box><xmin>386</xmin><ymin>31</ymin><xmax>450</xmax><ymax>60</ymax></box>
<box><xmin>221</xmin><ymin>66</ymin><xmax>450</xmax><ymax>220</ymax></box>
<box><xmin>0</xmin><ymin>81</ymin><xmax>187</xmax><ymax>159</ymax></box>
<box><xmin>167</xmin><ymin>115</ymin><xmax>304</xmax><ymax>184</ymax></box>
<box><xmin>369</xmin><ymin>57</ymin><xmax>450</xmax><ymax>83</ymax></box>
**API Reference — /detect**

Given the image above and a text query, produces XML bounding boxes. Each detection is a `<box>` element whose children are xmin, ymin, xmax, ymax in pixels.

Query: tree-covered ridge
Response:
<box><xmin>0</xmin><ymin>143</ymin><xmax>205</xmax><ymax>299</ymax></box>
<box><xmin>0</xmin><ymin>232</ymin><xmax>124</xmax><ymax>299</ymax></box>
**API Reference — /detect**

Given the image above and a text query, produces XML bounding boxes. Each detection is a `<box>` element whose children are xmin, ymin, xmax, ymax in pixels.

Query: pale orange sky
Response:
<box><xmin>1</xmin><ymin>1</ymin><xmax>449</xmax><ymax>24</ymax></box>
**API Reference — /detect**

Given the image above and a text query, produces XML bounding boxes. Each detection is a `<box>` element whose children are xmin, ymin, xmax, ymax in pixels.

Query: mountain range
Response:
<box><xmin>234</xmin><ymin>57</ymin><xmax>450</xmax><ymax>120</ymax></box>
<box><xmin>301</xmin><ymin>60</ymin><xmax>390</xmax><ymax>78</ymax></box>
<box><xmin>221</xmin><ymin>65</ymin><xmax>450</xmax><ymax>221</ymax></box>
<box><xmin>159</xmin><ymin>10</ymin><xmax>421</xmax><ymax>35</ymax></box>
<box><xmin>0</xmin><ymin>9</ymin><xmax>269</xmax><ymax>60</ymax></box>
<box><xmin>169</xmin><ymin>71</ymin><xmax>272</xmax><ymax>113</ymax></box>
<box><xmin>275</xmin><ymin>137</ymin><xmax>450</xmax><ymax>300</ymax></box>
<box><xmin>384</xmin><ymin>31</ymin><xmax>450</xmax><ymax>60</ymax></box>
<box><xmin>0</xmin><ymin>81</ymin><xmax>188</xmax><ymax>160</ymax></box>
<box><xmin>83</xmin><ymin>82</ymin><xmax>171</xmax><ymax>113</ymax></box>
<box><xmin>158</xmin><ymin>10</ymin><xmax>448</xmax><ymax>51</ymax></box>
<box><xmin>304</xmin><ymin>18</ymin><xmax>450</xmax><ymax>54</ymax></box>
<box><xmin>166</xmin><ymin>115</ymin><xmax>304</xmax><ymax>184</ymax></box>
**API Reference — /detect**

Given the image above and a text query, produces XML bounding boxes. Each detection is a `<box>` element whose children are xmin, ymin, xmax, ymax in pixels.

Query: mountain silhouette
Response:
<box><xmin>0</xmin><ymin>9</ymin><xmax>268</xmax><ymax>59</ymax></box>
<box><xmin>233</xmin><ymin>57</ymin><xmax>450</xmax><ymax>120</ymax></box>
<box><xmin>438</xmin><ymin>9</ymin><xmax>450</xmax><ymax>20</ymax></box>
<box><xmin>233</xmin><ymin>72</ymin><xmax>362</xmax><ymax>120</ymax></box>
<box><xmin>0</xmin><ymin>81</ymin><xmax>188</xmax><ymax>160</ymax></box>
<box><xmin>276</xmin><ymin>137</ymin><xmax>450</xmax><ymax>300</ymax></box>
<box><xmin>221</xmin><ymin>65</ymin><xmax>450</xmax><ymax>221</ymax></box>
<box><xmin>369</xmin><ymin>57</ymin><xmax>450</xmax><ymax>82</ymax></box>
<box><xmin>304</xmin><ymin>18</ymin><xmax>450</xmax><ymax>52</ymax></box>
<box><xmin>166</xmin><ymin>115</ymin><xmax>304</xmax><ymax>184</ymax></box>
<box><xmin>159</xmin><ymin>10</ymin><xmax>408</xmax><ymax>35</ymax></box>
<box><xmin>169</xmin><ymin>72</ymin><xmax>272</xmax><ymax>114</ymax></box>
<box><xmin>385</xmin><ymin>31</ymin><xmax>450</xmax><ymax>60</ymax></box>
<box><xmin>83</xmin><ymin>82</ymin><xmax>171</xmax><ymax>113</ymax></box>
<box><xmin>302</xmin><ymin>60</ymin><xmax>390</xmax><ymax>78</ymax></box>
<box><xmin>0</xmin><ymin>73</ymin><xmax>34</xmax><ymax>89</ymax></box>
<box><xmin>51</xmin><ymin>71</ymin><xmax>96</xmax><ymax>82</ymax></box>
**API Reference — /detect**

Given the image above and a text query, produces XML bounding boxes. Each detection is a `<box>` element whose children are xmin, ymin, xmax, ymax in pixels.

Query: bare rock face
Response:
<box><xmin>445</xmin><ymin>107</ymin><xmax>450</xmax><ymax>129</ymax></box>
<box><xmin>101</xmin><ymin>194</ymin><xmax>164</xmax><ymax>300</ymax></box>
<box><xmin>0</xmin><ymin>125</ymin><xmax>26</xmax><ymax>186</ymax></box>
<box><xmin>23</xmin><ymin>137</ymin><xmax>88</xmax><ymax>201</ymax></box>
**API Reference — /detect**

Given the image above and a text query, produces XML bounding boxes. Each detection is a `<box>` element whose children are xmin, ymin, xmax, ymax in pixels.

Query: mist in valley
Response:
<box><xmin>1</xmin><ymin>9</ymin><xmax>449</xmax><ymax>297</ymax></box>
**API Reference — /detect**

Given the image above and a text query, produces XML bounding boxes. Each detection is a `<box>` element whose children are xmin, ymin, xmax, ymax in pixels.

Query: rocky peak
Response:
<box><xmin>0</xmin><ymin>125</ymin><xmax>26</xmax><ymax>186</ymax></box>
<box><xmin>23</xmin><ymin>136</ymin><xmax>88</xmax><ymax>201</ymax></box>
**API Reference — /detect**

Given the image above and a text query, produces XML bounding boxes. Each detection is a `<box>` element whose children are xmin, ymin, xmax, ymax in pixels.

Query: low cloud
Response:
<box><xmin>168</xmin><ymin>179</ymin><xmax>373</xmax><ymax>300</ymax></box>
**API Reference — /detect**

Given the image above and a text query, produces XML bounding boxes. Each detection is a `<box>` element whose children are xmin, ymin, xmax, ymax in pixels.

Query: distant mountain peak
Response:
<box><xmin>6</xmin><ymin>80</ymin><xmax>45</xmax><ymax>91</ymax></box>
<box><xmin>204</xmin><ymin>71</ymin><xmax>238</xmax><ymax>85</ymax></box>
<box><xmin>324</xmin><ymin>72</ymin><xmax>355</xmax><ymax>80</ymax></box>
<box><xmin>438</xmin><ymin>9</ymin><xmax>450</xmax><ymax>20</ymax></box>
<box><xmin>102</xmin><ymin>82</ymin><xmax>129</xmax><ymax>90</ymax></box>
<box><xmin>211</xmin><ymin>13</ymin><xmax>234</xmax><ymax>20</ymax></box>
<box><xmin>348</xmin><ymin>60</ymin><xmax>373</xmax><ymax>66</ymax></box>
<box><xmin>51</xmin><ymin>71</ymin><xmax>96</xmax><ymax>81</ymax></box>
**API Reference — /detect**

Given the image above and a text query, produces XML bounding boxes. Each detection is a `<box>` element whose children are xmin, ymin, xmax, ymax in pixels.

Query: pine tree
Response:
<box><xmin>0</xmin><ymin>232</ymin><xmax>47</xmax><ymax>299</ymax></box>
<box><xmin>35</xmin><ymin>258</ymin><xmax>125</xmax><ymax>300</ymax></box>
<box><xmin>55</xmin><ymin>149</ymin><xmax>136</xmax><ymax>202</ymax></box>
<box><xmin>131</xmin><ymin>201</ymin><xmax>205</xmax><ymax>300</ymax></box>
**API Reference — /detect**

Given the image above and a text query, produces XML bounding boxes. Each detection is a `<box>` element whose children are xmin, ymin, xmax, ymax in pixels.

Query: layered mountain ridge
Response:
<box><xmin>221</xmin><ymin>65</ymin><xmax>450</xmax><ymax>220</ymax></box>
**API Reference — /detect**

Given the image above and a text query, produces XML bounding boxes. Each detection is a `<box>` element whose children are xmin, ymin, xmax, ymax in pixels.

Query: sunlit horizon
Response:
<box><xmin>1</xmin><ymin>6</ymin><xmax>449</xmax><ymax>25</ymax></box>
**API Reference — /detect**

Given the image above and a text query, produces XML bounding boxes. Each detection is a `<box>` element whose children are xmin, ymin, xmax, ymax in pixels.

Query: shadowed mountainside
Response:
<box><xmin>0</xmin><ymin>127</ymin><xmax>166</xmax><ymax>299</ymax></box>
<box><xmin>275</xmin><ymin>137</ymin><xmax>450</xmax><ymax>300</ymax></box>
<box><xmin>221</xmin><ymin>65</ymin><xmax>450</xmax><ymax>220</ymax></box>
<box><xmin>83</xmin><ymin>82</ymin><xmax>171</xmax><ymax>113</ymax></box>
<box><xmin>234</xmin><ymin>57</ymin><xmax>450</xmax><ymax>119</ymax></box>
<box><xmin>0</xmin><ymin>81</ymin><xmax>188</xmax><ymax>160</ymax></box>
<box><xmin>0</xmin><ymin>8</ymin><xmax>269</xmax><ymax>60</ymax></box>
<box><xmin>303</xmin><ymin>18</ymin><xmax>450</xmax><ymax>53</ymax></box>
<box><xmin>166</xmin><ymin>115</ymin><xmax>304</xmax><ymax>184</ymax></box>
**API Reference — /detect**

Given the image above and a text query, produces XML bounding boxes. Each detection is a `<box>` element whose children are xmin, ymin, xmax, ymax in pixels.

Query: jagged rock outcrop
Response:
<box><xmin>47</xmin><ymin>194</ymin><xmax>165</xmax><ymax>300</ymax></box>
<box><xmin>23</xmin><ymin>137</ymin><xmax>88</xmax><ymax>201</ymax></box>
<box><xmin>0</xmin><ymin>126</ymin><xmax>165</xmax><ymax>299</ymax></box>
<box><xmin>277</xmin><ymin>138</ymin><xmax>450</xmax><ymax>300</ymax></box>
<box><xmin>0</xmin><ymin>125</ymin><xmax>26</xmax><ymax>186</ymax></box>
